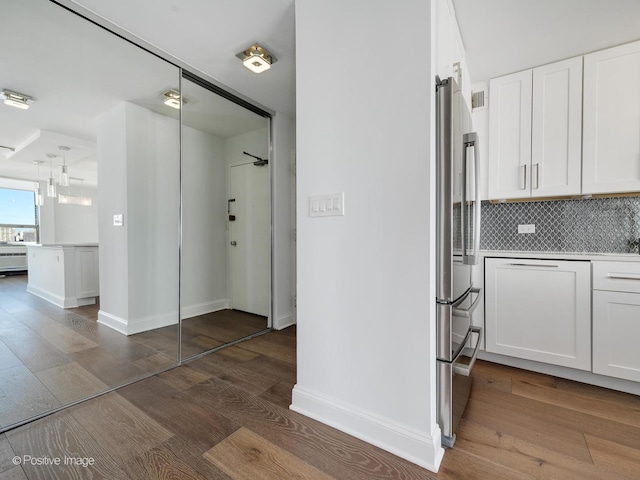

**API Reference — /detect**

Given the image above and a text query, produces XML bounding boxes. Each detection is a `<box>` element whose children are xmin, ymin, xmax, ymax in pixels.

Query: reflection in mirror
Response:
<box><xmin>0</xmin><ymin>1</ymin><xmax>180</xmax><ymax>431</ymax></box>
<box><xmin>180</xmin><ymin>77</ymin><xmax>270</xmax><ymax>360</ymax></box>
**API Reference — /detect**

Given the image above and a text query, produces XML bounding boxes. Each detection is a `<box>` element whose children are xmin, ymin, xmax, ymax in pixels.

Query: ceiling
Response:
<box><xmin>3</xmin><ymin>1</ymin><xmax>640</xmax><ymax>187</ymax></box>
<box><xmin>0</xmin><ymin>0</ymin><xmax>269</xmax><ymax>187</ymax></box>
<box><xmin>452</xmin><ymin>0</ymin><xmax>640</xmax><ymax>82</ymax></box>
<box><xmin>68</xmin><ymin>0</ymin><xmax>297</xmax><ymax>118</ymax></box>
<box><xmin>65</xmin><ymin>0</ymin><xmax>640</xmax><ymax>111</ymax></box>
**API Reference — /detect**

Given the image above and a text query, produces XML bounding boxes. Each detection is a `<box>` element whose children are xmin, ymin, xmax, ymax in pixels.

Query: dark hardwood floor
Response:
<box><xmin>1</xmin><ymin>321</ymin><xmax>639</xmax><ymax>480</ymax></box>
<box><xmin>0</xmin><ymin>274</ymin><xmax>267</xmax><ymax>430</ymax></box>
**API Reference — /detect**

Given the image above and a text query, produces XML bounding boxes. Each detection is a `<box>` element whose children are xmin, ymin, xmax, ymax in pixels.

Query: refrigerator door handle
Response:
<box><xmin>452</xmin><ymin>287</ymin><xmax>481</xmax><ymax>318</ymax></box>
<box><xmin>453</xmin><ymin>326</ymin><xmax>482</xmax><ymax>376</ymax></box>
<box><xmin>462</xmin><ymin>132</ymin><xmax>481</xmax><ymax>265</ymax></box>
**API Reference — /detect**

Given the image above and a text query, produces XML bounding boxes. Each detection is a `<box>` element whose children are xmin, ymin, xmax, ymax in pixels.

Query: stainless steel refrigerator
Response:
<box><xmin>435</xmin><ymin>76</ymin><xmax>482</xmax><ymax>448</ymax></box>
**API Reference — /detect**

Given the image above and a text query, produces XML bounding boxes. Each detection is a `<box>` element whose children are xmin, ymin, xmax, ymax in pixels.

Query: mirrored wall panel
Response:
<box><xmin>180</xmin><ymin>77</ymin><xmax>271</xmax><ymax>360</ymax></box>
<box><xmin>0</xmin><ymin>0</ymin><xmax>180</xmax><ymax>430</ymax></box>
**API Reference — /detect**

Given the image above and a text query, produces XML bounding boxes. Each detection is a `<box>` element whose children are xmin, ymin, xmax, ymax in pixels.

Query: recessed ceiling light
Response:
<box><xmin>1</xmin><ymin>89</ymin><xmax>34</xmax><ymax>109</ymax></box>
<box><xmin>163</xmin><ymin>89</ymin><xmax>185</xmax><ymax>109</ymax></box>
<box><xmin>236</xmin><ymin>44</ymin><xmax>277</xmax><ymax>74</ymax></box>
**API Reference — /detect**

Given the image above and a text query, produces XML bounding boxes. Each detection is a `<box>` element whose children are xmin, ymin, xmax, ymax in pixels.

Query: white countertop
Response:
<box><xmin>480</xmin><ymin>250</ymin><xmax>640</xmax><ymax>262</ymax></box>
<box><xmin>28</xmin><ymin>243</ymin><xmax>99</xmax><ymax>248</ymax></box>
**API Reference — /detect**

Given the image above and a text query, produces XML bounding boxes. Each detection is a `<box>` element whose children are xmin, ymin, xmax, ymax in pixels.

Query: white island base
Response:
<box><xmin>26</xmin><ymin>244</ymin><xmax>99</xmax><ymax>308</ymax></box>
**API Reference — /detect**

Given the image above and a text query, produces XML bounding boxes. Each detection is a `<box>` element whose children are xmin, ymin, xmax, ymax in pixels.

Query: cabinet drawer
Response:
<box><xmin>593</xmin><ymin>261</ymin><xmax>640</xmax><ymax>293</ymax></box>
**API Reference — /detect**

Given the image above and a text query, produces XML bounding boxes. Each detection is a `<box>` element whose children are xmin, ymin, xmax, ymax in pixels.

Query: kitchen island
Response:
<box><xmin>26</xmin><ymin>244</ymin><xmax>99</xmax><ymax>308</ymax></box>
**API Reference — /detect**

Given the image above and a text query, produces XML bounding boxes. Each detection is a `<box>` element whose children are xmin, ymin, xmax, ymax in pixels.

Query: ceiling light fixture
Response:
<box><xmin>58</xmin><ymin>178</ymin><xmax>92</xmax><ymax>207</ymax></box>
<box><xmin>163</xmin><ymin>89</ymin><xmax>185</xmax><ymax>109</ymax></box>
<box><xmin>1</xmin><ymin>89</ymin><xmax>34</xmax><ymax>109</ymax></box>
<box><xmin>46</xmin><ymin>154</ymin><xmax>56</xmax><ymax>198</ymax></box>
<box><xmin>59</xmin><ymin>146</ymin><xmax>70</xmax><ymax>187</ymax></box>
<box><xmin>236</xmin><ymin>44</ymin><xmax>277</xmax><ymax>74</ymax></box>
<box><xmin>32</xmin><ymin>160</ymin><xmax>44</xmax><ymax>207</ymax></box>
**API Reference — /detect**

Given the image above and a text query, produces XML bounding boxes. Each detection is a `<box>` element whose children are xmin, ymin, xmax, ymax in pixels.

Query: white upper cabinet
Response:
<box><xmin>583</xmin><ymin>40</ymin><xmax>640</xmax><ymax>194</ymax></box>
<box><xmin>488</xmin><ymin>70</ymin><xmax>532</xmax><ymax>199</ymax></box>
<box><xmin>531</xmin><ymin>57</ymin><xmax>583</xmax><ymax>197</ymax></box>
<box><xmin>489</xmin><ymin>57</ymin><xmax>583</xmax><ymax>200</ymax></box>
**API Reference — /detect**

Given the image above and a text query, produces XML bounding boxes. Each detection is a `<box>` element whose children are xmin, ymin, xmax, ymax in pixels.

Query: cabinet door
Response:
<box><xmin>531</xmin><ymin>57</ymin><xmax>583</xmax><ymax>197</ymax></box>
<box><xmin>593</xmin><ymin>290</ymin><xmax>640</xmax><ymax>382</ymax></box>
<box><xmin>485</xmin><ymin>258</ymin><xmax>591</xmax><ymax>370</ymax></box>
<box><xmin>583</xmin><ymin>40</ymin><xmax>640</xmax><ymax>194</ymax></box>
<box><xmin>488</xmin><ymin>70</ymin><xmax>532</xmax><ymax>199</ymax></box>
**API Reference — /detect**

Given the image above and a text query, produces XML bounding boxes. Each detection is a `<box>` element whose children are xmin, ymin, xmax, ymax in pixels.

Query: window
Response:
<box><xmin>0</xmin><ymin>188</ymin><xmax>38</xmax><ymax>242</ymax></box>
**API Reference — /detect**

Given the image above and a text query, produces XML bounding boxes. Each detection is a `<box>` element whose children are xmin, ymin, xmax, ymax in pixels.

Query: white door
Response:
<box><xmin>488</xmin><ymin>69</ymin><xmax>533</xmax><ymax>200</ymax></box>
<box><xmin>228</xmin><ymin>162</ymin><xmax>270</xmax><ymax>316</ymax></box>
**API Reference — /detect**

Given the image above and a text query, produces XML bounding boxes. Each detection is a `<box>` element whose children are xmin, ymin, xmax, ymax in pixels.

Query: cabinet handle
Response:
<box><xmin>519</xmin><ymin>165</ymin><xmax>527</xmax><ymax>190</ymax></box>
<box><xmin>607</xmin><ymin>273</ymin><xmax>640</xmax><ymax>281</ymax></box>
<box><xmin>533</xmin><ymin>163</ymin><xmax>540</xmax><ymax>189</ymax></box>
<box><xmin>508</xmin><ymin>263</ymin><xmax>559</xmax><ymax>268</ymax></box>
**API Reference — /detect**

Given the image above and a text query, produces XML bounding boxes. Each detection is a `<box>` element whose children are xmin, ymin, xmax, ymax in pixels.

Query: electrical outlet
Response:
<box><xmin>518</xmin><ymin>224</ymin><xmax>535</xmax><ymax>234</ymax></box>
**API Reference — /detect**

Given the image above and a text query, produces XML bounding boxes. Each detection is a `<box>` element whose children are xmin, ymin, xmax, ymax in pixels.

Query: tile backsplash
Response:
<box><xmin>480</xmin><ymin>197</ymin><xmax>640</xmax><ymax>254</ymax></box>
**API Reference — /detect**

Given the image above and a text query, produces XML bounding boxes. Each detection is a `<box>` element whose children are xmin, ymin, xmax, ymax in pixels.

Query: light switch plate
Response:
<box><xmin>309</xmin><ymin>193</ymin><xmax>345</xmax><ymax>217</ymax></box>
<box><xmin>113</xmin><ymin>214</ymin><xmax>124</xmax><ymax>227</ymax></box>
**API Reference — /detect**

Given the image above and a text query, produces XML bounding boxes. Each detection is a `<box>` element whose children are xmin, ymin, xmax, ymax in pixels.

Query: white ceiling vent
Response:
<box><xmin>471</xmin><ymin>88</ymin><xmax>488</xmax><ymax>111</ymax></box>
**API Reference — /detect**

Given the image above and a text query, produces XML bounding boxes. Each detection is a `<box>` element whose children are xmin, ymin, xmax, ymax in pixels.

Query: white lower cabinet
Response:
<box><xmin>592</xmin><ymin>262</ymin><xmax>640</xmax><ymax>382</ymax></box>
<box><xmin>485</xmin><ymin>258</ymin><xmax>591</xmax><ymax>370</ymax></box>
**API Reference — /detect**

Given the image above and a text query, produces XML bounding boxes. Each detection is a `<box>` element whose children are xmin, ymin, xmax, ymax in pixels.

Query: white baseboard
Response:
<box><xmin>290</xmin><ymin>385</ymin><xmax>444</xmax><ymax>473</ymax></box>
<box><xmin>27</xmin><ymin>284</ymin><xmax>96</xmax><ymax>309</ymax></box>
<box><xmin>273</xmin><ymin>313</ymin><xmax>295</xmax><ymax>330</ymax></box>
<box><xmin>98</xmin><ymin>310</ymin><xmax>178</xmax><ymax>336</ymax></box>
<box><xmin>97</xmin><ymin>310</ymin><xmax>128</xmax><ymax>335</ymax></box>
<box><xmin>478</xmin><ymin>351</ymin><xmax>640</xmax><ymax>396</ymax></box>
<box><xmin>180</xmin><ymin>298</ymin><xmax>229</xmax><ymax>319</ymax></box>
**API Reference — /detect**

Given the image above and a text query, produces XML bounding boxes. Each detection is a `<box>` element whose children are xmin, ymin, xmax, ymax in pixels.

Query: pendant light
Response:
<box><xmin>59</xmin><ymin>146</ymin><xmax>70</xmax><ymax>187</ymax></box>
<box><xmin>58</xmin><ymin>178</ymin><xmax>92</xmax><ymax>206</ymax></box>
<box><xmin>32</xmin><ymin>160</ymin><xmax>44</xmax><ymax>206</ymax></box>
<box><xmin>46</xmin><ymin>153</ymin><xmax>56</xmax><ymax>197</ymax></box>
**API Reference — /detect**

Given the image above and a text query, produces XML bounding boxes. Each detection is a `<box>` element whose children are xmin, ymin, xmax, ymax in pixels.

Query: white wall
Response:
<box><xmin>125</xmin><ymin>102</ymin><xmax>180</xmax><ymax>324</ymax></box>
<box><xmin>224</xmin><ymin>127</ymin><xmax>268</xmax><ymax>167</ymax></box>
<box><xmin>272</xmin><ymin>114</ymin><xmax>295</xmax><ymax>329</ymax></box>
<box><xmin>97</xmin><ymin>102</ymin><xmax>129</xmax><ymax>323</ymax></box>
<box><xmin>293</xmin><ymin>0</ymin><xmax>442</xmax><ymax>472</ymax></box>
<box><xmin>181</xmin><ymin>125</ymin><xmax>228</xmax><ymax>317</ymax></box>
<box><xmin>53</xmin><ymin>185</ymin><xmax>99</xmax><ymax>244</ymax></box>
<box><xmin>38</xmin><ymin>181</ymin><xmax>56</xmax><ymax>245</ymax></box>
<box><xmin>472</xmin><ymin>81</ymin><xmax>490</xmax><ymax>201</ymax></box>
<box><xmin>24</xmin><ymin>180</ymin><xmax>97</xmax><ymax>246</ymax></box>
<box><xmin>97</xmin><ymin>102</ymin><xmax>180</xmax><ymax>334</ymax></box>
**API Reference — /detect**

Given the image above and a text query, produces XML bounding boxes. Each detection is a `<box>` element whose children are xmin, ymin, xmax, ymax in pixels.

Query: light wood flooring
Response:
<box><xmin>1</xmin><ymin>324</ymin><xmax>639</xmax><ymax>479</ymax></box>
<box><xmin>0</xmin><ymin>274</ymin><xmax>266</xmax><ymax>430</ymax></box>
